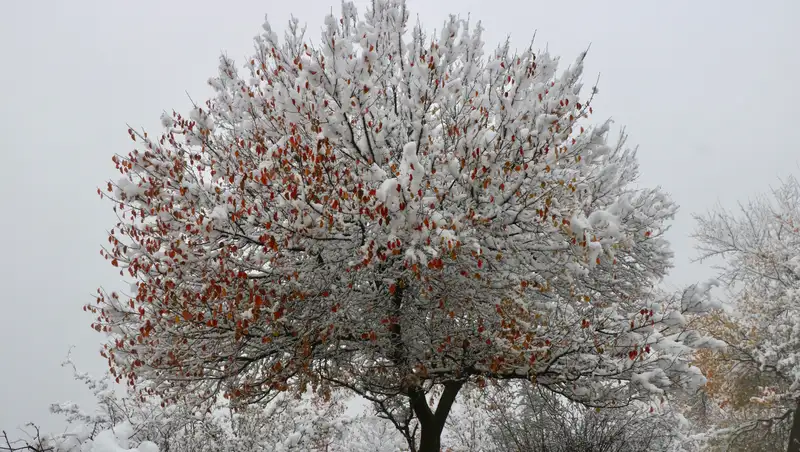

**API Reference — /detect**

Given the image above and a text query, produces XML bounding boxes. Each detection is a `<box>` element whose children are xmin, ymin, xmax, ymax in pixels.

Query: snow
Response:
<box><xmin>361</xmin><ymin>163</ymin><xmax>387</xmax><ymax>182</ymax></box>
<box><xmin>209</xmin><ymin>204</ymin><xmax>229</xmax><ymax>222</ymax></box>
<box><xmin>446</xmin><ymin>158</ymin><xmax>461</xmax><ymax>179</ymax></box>
<box><xmin>377</xmin><ymin>177</ymin><xmax>399</xmax><ymax>204</ymax></box>
<box><xmin>399</xmin><ymin>141</ymin><xmax>423</xmax><ymax>195</ymax></box>
<box><xmin>680</xmin><ymin>279</ymin><xmax>722</xmax><ymax>313</ymax></box>
<box><xmin>631</xmin><ymin>370</ymin><xmax>669</xmax><ymax>394</ymax></box>
<box><xmin>49</xmin><ymin>422</ymin><xmax>160</xmax><ymax>452</ymax></box>
<box><xmin>159</xmin><ymin>112</ymin><xmax>174</xmax><ymax>129</ymax></box>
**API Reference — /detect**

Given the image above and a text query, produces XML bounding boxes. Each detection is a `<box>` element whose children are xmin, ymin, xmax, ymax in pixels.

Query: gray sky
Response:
<box><xmin>1</xmin><ymin>0</ymin><xmax>797</xmax><ymax>434</ymax></box>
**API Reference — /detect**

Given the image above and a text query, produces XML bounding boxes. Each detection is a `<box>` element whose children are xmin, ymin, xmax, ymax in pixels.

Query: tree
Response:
<box><xmin>445</xmin><ymin>383</ymin><xmax>685</xmax><ymax>452</ymax></box>
<box><xmin>680</xmin><ymin>311</ymin><xmax>792</xmax><ymax>451</ymax></box>
<box><xmin>94</xmin><ymin>1</ymin><xmax>722</xmax><ymax>450</ymax></box>
<box><xmin>693</xmin><ymin>175</ymin><xmax>800</xmax><ymax>451</ymax></box>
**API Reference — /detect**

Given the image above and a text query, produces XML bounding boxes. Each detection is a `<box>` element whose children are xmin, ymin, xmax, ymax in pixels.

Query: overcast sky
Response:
<box><xmin>1</xmin><ymin>0</ymin><xmax>798</xmax><ymax>434</ymax></box>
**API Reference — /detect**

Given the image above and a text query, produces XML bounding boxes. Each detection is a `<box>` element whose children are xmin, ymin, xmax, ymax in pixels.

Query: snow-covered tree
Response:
<box><xmin>445</xmin><ymin>383</ymin><xmax>686</xmax><ymax>452</ymax></box>
<box><xmin>693</xmin><ymin>175</ymin><xmax>800</xmax><ymax>451</ymax></box>
<box><xmin>93</xmin><ymin>1</ymin><xmax>722</xmax><ymax>450</ymax></box>
<box><xmin>683</xmin><ymin>311</ymin><xmax>792</xmax><ymax>452</ymax></box>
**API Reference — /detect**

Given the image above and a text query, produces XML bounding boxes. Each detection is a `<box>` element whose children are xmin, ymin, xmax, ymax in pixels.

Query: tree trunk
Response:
<box><xmin>788</xmin><ymin>402</ymin><xmax>800</xmax><ymax>452</ymax></box>
<box><xmin>418</xmin><ymin>424</ymin><xmax>443</xmax><ymax>452</ymax></box>
<box><xmin>409</xmin><ymin>381</ymin><xmax>465</xmax><ymax>452</ymax></box>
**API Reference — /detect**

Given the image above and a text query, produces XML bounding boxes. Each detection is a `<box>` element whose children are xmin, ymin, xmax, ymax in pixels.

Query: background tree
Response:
<box><xmin>682</xmin><ymin>311</ymin><xmax>790</xmax><ymax>451</ymax></box>
<box><xmin>693</xmin><ymin>175</ymin><xmax>800</xmax><ymax>451</ymax></box>
<box><xmin>93</xmin><ymin>1</ymin><xmax>722</xmax><ymax>450</ymax></box>
<box><xmin>446</xmin><ymin>382</ymin><xmax>685</xmax><ymax>452</ymax></box>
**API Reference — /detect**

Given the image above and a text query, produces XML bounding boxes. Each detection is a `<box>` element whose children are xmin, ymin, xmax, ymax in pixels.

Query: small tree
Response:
<box><xmin>693</xmin><ymin>176</ymin><xmax>800</xmax><ymax>451</ymax></box>
<box><xmin>94</xmin><ymin>2</ymin><xmax>721</xmax><ymax>450</ymax></box>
